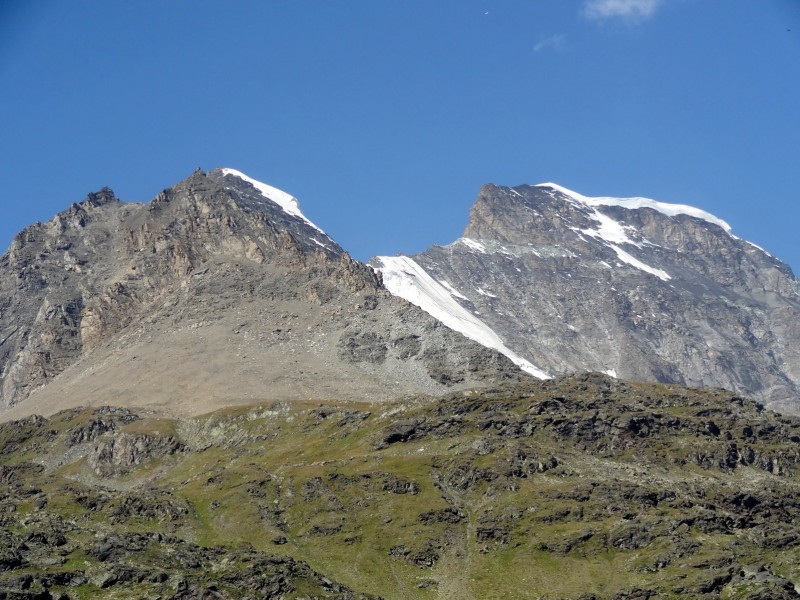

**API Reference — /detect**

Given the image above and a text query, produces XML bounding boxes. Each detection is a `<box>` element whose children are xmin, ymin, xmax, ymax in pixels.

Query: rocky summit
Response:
<box><xmin>372</xmin><ymin>183</ymin><xmax>800</xmax><ymax>414</ymax></box>
<box><xmin>0</xmin><ymin>168</ymin><xmax>520</xmax><ymax>421</ymax></box>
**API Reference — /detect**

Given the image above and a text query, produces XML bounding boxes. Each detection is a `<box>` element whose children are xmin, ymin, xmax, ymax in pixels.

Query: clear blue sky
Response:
<box><xmin>2</xmin><ymin>1</ymin><xmax>799</xmax><ymax>271</ymax></box>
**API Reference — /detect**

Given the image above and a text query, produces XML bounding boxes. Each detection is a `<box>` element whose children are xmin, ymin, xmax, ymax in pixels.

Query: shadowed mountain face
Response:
<box><xmin>0</xmin><ymin>169</ymin><xmax>521</xmax><ymax>420</ymax></box>
<box><xmin>373</xmin><ymin>183</ymin><xmax>800</xmax><ymax>414</ymax></box>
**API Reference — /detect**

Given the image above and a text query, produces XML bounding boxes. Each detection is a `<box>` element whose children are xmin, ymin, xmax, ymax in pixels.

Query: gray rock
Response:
<box><xmin>373</xmin><ymin>183</ymin><xmax>800</xmax><ymax>413</ymax></box>
<box><xmin>0</xmin><ymin>169</ymin><xmax>523</xmax><ymax>420</ymax></box>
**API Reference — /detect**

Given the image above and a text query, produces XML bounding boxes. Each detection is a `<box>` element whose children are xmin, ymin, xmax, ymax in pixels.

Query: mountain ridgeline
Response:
<box><xmin>372</xmin><ymin>183</ymin><xmax>800</xmax><ymax>414</ymax></box>
<box><xmin>0</xmin><ymin>169</ymin><xmax>520</xmax><ymax>421</ymax></box>
<box><xmin>1</xmin><ymin>169</ymin><xmax>799</xmax><ymax>420</ymax></box>
<box><xmin>3</xmin><ymin>169</ymin><xmax>800</xmax><ymax>599</ymax></box>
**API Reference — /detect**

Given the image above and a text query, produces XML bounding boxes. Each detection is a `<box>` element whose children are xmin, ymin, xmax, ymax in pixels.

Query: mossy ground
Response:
<box><xmin>2</xmin><ymin>374</ymin><xmax>800</xmax><ymax>599</ymax></box>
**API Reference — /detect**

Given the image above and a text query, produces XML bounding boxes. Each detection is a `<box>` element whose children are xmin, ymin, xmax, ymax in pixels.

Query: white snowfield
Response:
<box><xmin>608</xmin><ymin>244</ymin><xmax>671</xmax><ymax>281</ymax></box>
<box><xmin>535</xmin><ymin>182</ymin><xmax>732</xmax><ymax>233</ymax></box>
<box><xmin>536</xmin><ymin>183</ymin><xmax>676</xmax><ymax>281</ymax></box>
<box><xmin>372</xmin><ymin>255</ymin><xmax>550</xmax><ymax>380</ymax></box>
<box><xmin>221</xmin><ymin>168</ymin><xmax>326</xmax><ymax>234</ymax></box>
<box><xmin>460</xmin><ymin>238</ymin><xmax>488</xmax><ymax>253</ymax></box>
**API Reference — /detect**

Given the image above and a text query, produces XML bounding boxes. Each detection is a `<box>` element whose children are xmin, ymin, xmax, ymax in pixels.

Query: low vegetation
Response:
<box><xmin>2</xmin><ymin>373</ymin><xmax>800</xmax><ymax>599</ymax></box>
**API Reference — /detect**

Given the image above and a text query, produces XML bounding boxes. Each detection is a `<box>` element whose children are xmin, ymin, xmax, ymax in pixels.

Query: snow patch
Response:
<box><xmin>577</xmin><ymin>210</ymin><xmax>642</xmax><ymax>247</ymax></box>
<box><xmin>525</xmin><ymin>244</ymin><xmax>542</xmax><ymax>258</ymax></box>
<box><xmin>609</xmin><ymin>244</ymin><xmax>671</xmax><ymax>281</ymax></box>
<box><xmin>544</xmin><ymin>187</ymin><xmax>671</xmax><ymax>280</ymax></box>
<box><xmin>373</xmin><ymin>256</ymin><xmax>550</xmax><ymax>379</ymax></box>
<box><xmin>220</xmin><ymin>168</ymin><xmax>325</xmax><ymax>234</ymax></box>
<box><xmin>477</xmin><ymin>287</ymin><xmax>497</xmax><ymax>298</ymax></box>
<box><xmin>603</xmin><ymin>369</ymin><xmax>617</xmax><ymax>378</ymax></box>
<box><xmin>536</xmin><ymin>182</ymin><xmax>732</xmax><ymax>233</ymax></box>
<box><xmin>498</xmin><ymin>246</ymin><xmax>519</xmax><ymax>258</ymax></box>
<box><xmin>460</xmin><ymin>238</ymin><xmax>487</xmax><ymax>253</ymax></box>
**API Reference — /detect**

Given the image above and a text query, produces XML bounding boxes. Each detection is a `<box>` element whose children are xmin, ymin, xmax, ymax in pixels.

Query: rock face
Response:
<box><xmin>0</xmin><ymin>169</ymin><xmax>520</xmax><ymax>419</ymax></box>
<box><xmin>372</xmin><ymin>183</ymin><xmax>800</xmax><ymax>413</ymax></box>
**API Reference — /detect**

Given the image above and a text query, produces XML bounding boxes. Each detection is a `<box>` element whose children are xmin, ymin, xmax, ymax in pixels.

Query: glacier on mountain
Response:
<box><xmin>371</xmin><ymin>255</ymin><xmax>550</xmax><ymax>379</ymax></box>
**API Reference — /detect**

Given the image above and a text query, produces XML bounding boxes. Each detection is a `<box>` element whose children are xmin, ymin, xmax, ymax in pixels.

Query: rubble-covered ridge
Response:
<box><xmin>373</xmin><ymin>183</ymin><xmax>800</xmax><ymax>414</ymax></box>
<box><xmin>2</xmin><ymin>374</ymin><xmax>800</xmax><ymax>598</ymax></box>
<box><xmin>0</xmin><ymin>168</ymin><xmax>523</xmax><ymax>418</ymax></box>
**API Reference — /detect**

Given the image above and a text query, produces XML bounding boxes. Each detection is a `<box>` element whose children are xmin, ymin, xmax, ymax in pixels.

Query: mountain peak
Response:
<box><xmin>532</xmin><ymin>182</ymin><xmax>733</xmax><ymax>233</ymax></box>
<box><xmin>83</xmin><ymin>186</ymin><xmax>118</xmax><ymax>208</ymax></box>
<box><xmin>376</xmin><ymin>182</ymin><xmax>800</xmax><ymax>414</ymax></box>
<box><xmin>211</xmin><ymin>167</ymin><xmax>325</xmax><ymax>235</ymax></box>
<box><xmin>0</xmin><ymin>169</ymin><xmax>525</xmax><ymax>419</ymax></box>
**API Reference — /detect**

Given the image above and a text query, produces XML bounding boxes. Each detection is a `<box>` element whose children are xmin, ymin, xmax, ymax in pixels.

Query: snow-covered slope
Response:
<box><xmin>220</xmin><ymin>168</ymin><xmax>326</xmax><ymax>234</ymax></box>
<box><xmin>211</xmin><ymin>168</ymin><xmax>341</xmax><ymax>254</ymax></box>
<box><xmin>372</xmin><ymin>255</ymin><xmax>550</xmax><ymax>379</ymax></box>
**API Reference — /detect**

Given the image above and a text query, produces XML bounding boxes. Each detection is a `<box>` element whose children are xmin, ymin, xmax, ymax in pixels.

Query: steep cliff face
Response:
<box><xmin>0</xmin><ymin>187</ymin><xmax>131</xmax><ymax>406</ymax></box>
<box><xmin>0</xmin><ymin>169</ymin><xmax>521</xmax><ymax>419</ymax></box>
<box><xmin>373</xmin><ymin>183</ymin><xmax>800</xmax><ymax>413</ymax></box>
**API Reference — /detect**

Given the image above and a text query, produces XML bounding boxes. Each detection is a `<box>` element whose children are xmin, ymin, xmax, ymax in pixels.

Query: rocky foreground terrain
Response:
<box><xmin>2</xmin><ymin>374</ymin><xmax>800</xmax><ymax>599</ymax></box>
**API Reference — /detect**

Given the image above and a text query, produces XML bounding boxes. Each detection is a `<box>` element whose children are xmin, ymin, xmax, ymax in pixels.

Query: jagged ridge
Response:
<box><xmin>0</xmin><ymin>169</ymin><xmax>523</xmax><ymax>419</ymax></box>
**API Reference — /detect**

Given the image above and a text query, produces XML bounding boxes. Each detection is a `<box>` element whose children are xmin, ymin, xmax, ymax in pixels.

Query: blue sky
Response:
<box><xmin>2</xmin><ymin>0</ymin><xmax>799</xmax><ymax>271</ymax></box>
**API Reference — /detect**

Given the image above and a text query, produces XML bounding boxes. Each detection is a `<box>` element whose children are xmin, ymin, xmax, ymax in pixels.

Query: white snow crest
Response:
<box><xmin>373</xmin><ymin>256</ymin><xmax>550</xmax><ymax>379</ymax></box>
<box><xmin>744</xmin><ymin>240</ymin><xmax>772</xmax><ymax>257</ymax></box>
<box><xmin>220</xmin><ymin>168</ymin><xmax>325</xmax><ymax>233</ymax></box>
<box><xmin>460</xmin><ymin>238</ymin><xmax>488</xmax><ymax>253</ymax></box>
<box><xmin>535</xmin><ymin>182</ymin><xmax>732</xmax><ymax>233</ymax></box>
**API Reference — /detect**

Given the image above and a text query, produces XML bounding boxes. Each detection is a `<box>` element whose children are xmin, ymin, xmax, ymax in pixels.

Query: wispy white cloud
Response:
<box><xmin>534</xmin><ymin>34</ymin><xmax>566</xmax><ymax>53</ymax></box>
<box><xmin>582</xmin><ymin>0</ymin><xmax>665</xmax><ymax>22</ymax></box>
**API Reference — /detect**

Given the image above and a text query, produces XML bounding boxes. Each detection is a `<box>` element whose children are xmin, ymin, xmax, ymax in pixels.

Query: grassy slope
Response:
<box><xmin>2</xmin><ymin>374</ymin><xmax>800</xmax><ymax>599</ymax></box>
